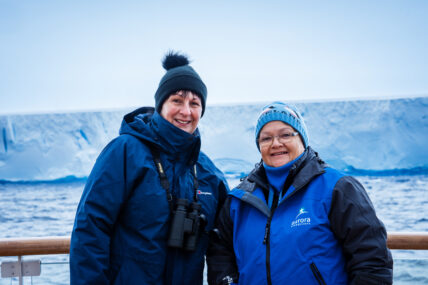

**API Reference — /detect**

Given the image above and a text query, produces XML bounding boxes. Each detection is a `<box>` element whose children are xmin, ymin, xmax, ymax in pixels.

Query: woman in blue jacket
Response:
<box><xmin>207</xmin><ymin>102</ymin><xmax>392</xmax><ymax>285</ymax></box>
<box><xmin>70</xmin><ymin>51</ymin><xmax>229</xmax><ymax>284</ymax></box>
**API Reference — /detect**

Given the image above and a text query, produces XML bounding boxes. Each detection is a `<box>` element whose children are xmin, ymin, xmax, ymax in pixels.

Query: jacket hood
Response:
<box><xmin>119</xmin><ymin>106</ymin><xmax>201</xmax><ymax>164</ymax></box>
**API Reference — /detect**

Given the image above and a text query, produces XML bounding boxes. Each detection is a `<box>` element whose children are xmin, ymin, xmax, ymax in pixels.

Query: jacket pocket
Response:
<box><xmin>310</xmin><ymin>262</ymin><xmax>326</xmax><ymax>285</ymax></box>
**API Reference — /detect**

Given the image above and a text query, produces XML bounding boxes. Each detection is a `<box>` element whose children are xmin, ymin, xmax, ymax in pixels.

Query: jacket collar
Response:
<box><xmin>120</xmin><ymin>107</ymin><xmax>201</xmax><ymax>165</ymax></box>
<box><xmin>246</xmin><ymin>147</ymin><xmax>326</xmax><ymax>193</ymax></box>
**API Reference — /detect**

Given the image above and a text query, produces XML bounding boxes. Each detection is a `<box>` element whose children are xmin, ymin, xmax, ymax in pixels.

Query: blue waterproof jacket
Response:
<box><xmin>207</xmin><ymin>148</ymin><xmax>392</xmax><ymax>285</ymax></box>
<box><xmin>70</xmin><ymin>107</ymin><xmax>228</xmax><ymax>285</ymax></box>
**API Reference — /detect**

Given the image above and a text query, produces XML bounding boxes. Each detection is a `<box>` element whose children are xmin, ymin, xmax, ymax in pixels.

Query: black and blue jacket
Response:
<box><xmin>70</xmin><ymin>107</ymin><xmax>228</xmax><ymax>284</ymax></box>
<box><xmin>207</xmin><ymin>148</ymin><xmax>392</xmax><ymax>285</ymax></box>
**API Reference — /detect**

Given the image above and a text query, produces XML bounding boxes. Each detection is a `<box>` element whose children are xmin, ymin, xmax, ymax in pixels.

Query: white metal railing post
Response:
<box><xmin>18</xmin><ymin>255</ymin><xmax>23</xmax><ymax>285</ymax></box>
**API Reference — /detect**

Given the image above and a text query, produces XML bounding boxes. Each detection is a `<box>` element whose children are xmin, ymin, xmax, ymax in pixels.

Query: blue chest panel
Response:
<box><xmin>229</xmin><ymin>168</ymin><xmax>349</xmax><ymax>284</ymax></box>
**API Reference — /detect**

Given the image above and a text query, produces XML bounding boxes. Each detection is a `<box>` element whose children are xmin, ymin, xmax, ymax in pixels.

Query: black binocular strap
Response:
<box><xmin>150</xmin><ymin>147</ymin><xmax>174</xmax><ymax>213</ymax></box>
<box><xmin>192</xmin><ymin>165</ymin><xmax>199</xmax><ymax>202</ymax></box>
<box><xmin>149</xmin><ymin>147</ymin><xmax>199</xmax><ymax>211</ymax></box>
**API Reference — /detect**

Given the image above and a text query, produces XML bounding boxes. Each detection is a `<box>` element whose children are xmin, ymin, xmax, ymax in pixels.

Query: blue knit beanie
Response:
<box><xmin>255</xmin><ymin>101</ymin><xmax>309</xmax><ymax>150</ymax></box>
<box><xmin>155</xmin><ymin>51</ymin><xmax>207</xmax><ymax>116</ymax></box>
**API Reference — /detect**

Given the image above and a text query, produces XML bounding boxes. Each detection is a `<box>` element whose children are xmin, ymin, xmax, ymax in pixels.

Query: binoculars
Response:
<box><xmin>168</xmin><ymin>198</ymin><xmax>206</xmax><ymax>251</ymax></box>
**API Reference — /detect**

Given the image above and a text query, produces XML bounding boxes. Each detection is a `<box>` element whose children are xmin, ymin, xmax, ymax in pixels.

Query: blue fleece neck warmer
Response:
<box><xmin>263</xmin><ymin>153</ymin><xmax>304</xmax><ymax>208</ymax></box>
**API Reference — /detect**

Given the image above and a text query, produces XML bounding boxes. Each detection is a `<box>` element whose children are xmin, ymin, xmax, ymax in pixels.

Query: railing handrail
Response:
<box><xmin>386</xmin><ymin>232</ymin><xmax>428</xmax><ymax>250</ymax></box>
<box><xmin>0</xmin><ymin>232</ymin><xmax>427</xmax><ymax>257</ymax></box>
<box><xmin>0</xmin><ymin>236</ymin><xmax>70</xmax><ymax>256</ymax></box>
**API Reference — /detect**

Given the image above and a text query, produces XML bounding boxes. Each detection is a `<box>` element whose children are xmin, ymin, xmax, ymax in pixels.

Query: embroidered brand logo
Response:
<box><xmin>291</xmin><ymin>207</ymin><xmax>311</xmax><ymax>228</ymax></box>
<box><xmin>295</xmin><ymin>208</ymin><xmax>308</xmax><ymax>218</ymax></box>
<box><xmin>197</xmin><ymin>190</ymin><xmax>212</xmax><ymax>196</ymax></box>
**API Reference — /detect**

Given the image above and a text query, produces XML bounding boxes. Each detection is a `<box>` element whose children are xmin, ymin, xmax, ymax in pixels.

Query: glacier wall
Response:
<box><xmin>1</xmin><ymin>97</ymin><xmax>427</xmax><ymax>182</ymax></box>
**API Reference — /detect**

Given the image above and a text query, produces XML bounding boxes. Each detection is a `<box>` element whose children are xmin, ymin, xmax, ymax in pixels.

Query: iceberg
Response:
<box><xmin>1</xmin><ymin>97</ymin><xmax>427</xmax><ymax>182</ymax></box>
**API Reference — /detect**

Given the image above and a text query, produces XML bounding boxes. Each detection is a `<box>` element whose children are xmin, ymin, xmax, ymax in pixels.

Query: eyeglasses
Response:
<box><xmin>258</xmin><ymin>132</ymin><xmax>299</xmax><ymax>146</ymax></box>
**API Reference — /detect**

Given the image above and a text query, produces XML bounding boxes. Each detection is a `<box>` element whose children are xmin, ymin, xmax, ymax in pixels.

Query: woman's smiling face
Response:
<box><xmin>259</xmin><ymin>121</ymin><xmax>305</xmax><ymax>167</ymax></box>
<box><xmin>160</xmin><ymin>90</ymin><xmax>202</xmax><ymax>134</ymax></box>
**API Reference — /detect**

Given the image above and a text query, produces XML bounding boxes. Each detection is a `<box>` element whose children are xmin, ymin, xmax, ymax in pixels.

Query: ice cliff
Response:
<box><xmin>1</xmin><ymin>97</ymin><xmax>427</xmax><ymax>182</ymax></box>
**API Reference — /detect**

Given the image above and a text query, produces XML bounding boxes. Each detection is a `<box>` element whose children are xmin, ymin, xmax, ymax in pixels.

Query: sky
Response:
<box><xmin>1</xmin><ymin>0</ymin><xmax>427</xmax><ymax>114</ymax></box>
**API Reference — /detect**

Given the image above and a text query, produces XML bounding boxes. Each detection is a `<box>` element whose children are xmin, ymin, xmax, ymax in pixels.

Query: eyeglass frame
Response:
<box><xmin>258</xmin><ymin>131</ymin><xmax>299</xmax><ymax>146</ymax></box>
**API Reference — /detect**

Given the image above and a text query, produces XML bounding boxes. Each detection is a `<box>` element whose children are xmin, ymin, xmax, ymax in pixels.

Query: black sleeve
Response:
<box><xmin>329</xmin><ymin>176</ymin><xmax>393</xmax><ymax>285</ymax></box>
<box><xmin>207</xmin><ymin>197</ymin><xmax>239</xmax><ymax>285</ymax></box>
<box><xmin>216</xmin><ymin>178</ymin><xmax>229</xmax><ymax>217</ymax></box>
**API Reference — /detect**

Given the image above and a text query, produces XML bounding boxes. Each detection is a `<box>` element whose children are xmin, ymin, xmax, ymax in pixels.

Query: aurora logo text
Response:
<box><xmin>291</xmin><ymin>208</ymin><xmax>311</xmax><ymax>227</ymax></box>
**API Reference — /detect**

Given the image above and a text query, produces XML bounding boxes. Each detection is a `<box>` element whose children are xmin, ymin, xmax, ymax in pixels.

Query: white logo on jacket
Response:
<box><xmin>197</xmin><ymin>190</ymin><xmax>212</xmax><ymax>196</ymax></box>
<box><xmin>291</xmin><ymin>208</ymin><xmax>311</xmax><ymax>227</ymax></box>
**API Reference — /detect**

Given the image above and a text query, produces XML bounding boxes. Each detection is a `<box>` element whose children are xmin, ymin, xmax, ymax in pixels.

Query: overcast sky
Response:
<box><xmin>1</xmin><ymin>0</ymin><xmax>427</xmax><ymax>114</ymax></box>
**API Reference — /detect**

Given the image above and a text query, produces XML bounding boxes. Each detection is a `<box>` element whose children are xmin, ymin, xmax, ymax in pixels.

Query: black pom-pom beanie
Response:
<box><xmin>154</xmin><ymin>51</ymin><xmax>207</xmax><ymax>116</ymax></box>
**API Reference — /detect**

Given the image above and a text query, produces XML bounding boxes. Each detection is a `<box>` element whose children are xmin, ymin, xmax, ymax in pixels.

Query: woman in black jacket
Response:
<box><xmin>207</xmin><ymin>101</ymin><xmax>393</xmax><ymax>285</ymax></box>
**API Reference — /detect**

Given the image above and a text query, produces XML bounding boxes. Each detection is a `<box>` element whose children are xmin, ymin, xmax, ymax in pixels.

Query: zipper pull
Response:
<box><xmin>264</xmin><ymin>192</ymin><xmax>278</xmax><ymax>244</ymax></box>
<box><xmin>263</xmin><ymin>218</ymin><xmax>271</xmax><ymax>244</ymax></box>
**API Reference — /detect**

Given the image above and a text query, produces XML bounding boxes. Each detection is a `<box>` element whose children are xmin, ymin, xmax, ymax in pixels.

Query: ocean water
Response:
<box><xmin>0</xmin><ymin>175</ymin><xmax>427</xmax><ymax>284</ymax></box>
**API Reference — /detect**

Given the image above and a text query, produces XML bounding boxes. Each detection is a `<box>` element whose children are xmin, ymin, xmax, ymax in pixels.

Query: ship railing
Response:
<box><xmin>1</xmin><ymin>232</ymin><xmax>428</xmax><ymax>284</ymax></box>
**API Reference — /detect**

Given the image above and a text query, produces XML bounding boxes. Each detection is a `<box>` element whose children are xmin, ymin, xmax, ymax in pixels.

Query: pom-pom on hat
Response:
<box><xmin>154</xmin><ymin>51</ymin><xmax>207</xmax><ymax>116</ymax></box>
<box><xmin>255</xmin><ymin>101</ymin><xmax>309</xmax><ymax>150</ymax></box>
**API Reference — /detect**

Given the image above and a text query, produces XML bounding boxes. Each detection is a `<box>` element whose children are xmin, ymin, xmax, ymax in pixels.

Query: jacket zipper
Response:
<box><xmin>263</xmin><ymin>191</ymin><xmax>278</xmax><ymax>285</ymax></box>
<box><xmin>310</xmin><ymin>262</ymin><xmax>326</xmax><ymax>285</ymax></box>
<box><xmin>262</xmin><ymin>168</ymin><xmax>296</xmax><ymax>285</ymax></box>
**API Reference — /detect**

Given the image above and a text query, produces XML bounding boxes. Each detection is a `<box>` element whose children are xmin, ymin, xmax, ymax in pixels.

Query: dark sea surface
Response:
<box><xmin>0</xmin><ymin>175</ymin><xmax>427</xmax><ymax>284</ymax></box>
